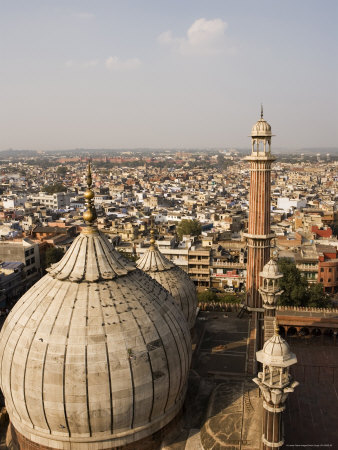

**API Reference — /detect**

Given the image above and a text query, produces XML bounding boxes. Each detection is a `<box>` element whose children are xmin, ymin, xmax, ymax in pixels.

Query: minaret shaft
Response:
<box><xmin>246</xmin><ymin>156</ymin><xmax>275</xmax><ymax>308</ymax></box>
<box><xmin>245</xmin><ymin>109</ymin><xmax>275</xmax><ymax>374</ymax></box>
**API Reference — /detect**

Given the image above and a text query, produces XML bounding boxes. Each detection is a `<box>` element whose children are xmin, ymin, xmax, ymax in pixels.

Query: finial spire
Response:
<box><xmin>261</xmin><ymin>103</ymin><xmax>264</xmax><ymax>119</ymax></box>
<box><xmin>83</xmin><ymin>160</ymin><xmax>97</xmax><ymax>226</ymax></box>
<box><xmin>273</xmin><ymin>318</ymin><xmax>279</xmax><ymax>336</ymax></box>
<box><xmin>149</xmin><ymin>229</ymin><xmax>156</xmax><ymax>248</ymax></box>
<box><xmin>149</xmin><ymin>218</ymin><xmax>156</xmax><ymax>248</ymax></box>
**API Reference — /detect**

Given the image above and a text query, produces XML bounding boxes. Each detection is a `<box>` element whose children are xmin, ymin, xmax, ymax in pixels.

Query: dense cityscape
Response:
<box><xmin>0</xmin><ymin>148</ymin><xmax>337</xmax><ymax>310</ymax></box>
<box><xmin>0</xmin><ymin>2</ymin><xmax>337</xmax><ymax>449</ymax></box>
<box><xmin>0</xmin><ymin>128</ymin><xmax>337</xmax><ymax>450</ymax></box>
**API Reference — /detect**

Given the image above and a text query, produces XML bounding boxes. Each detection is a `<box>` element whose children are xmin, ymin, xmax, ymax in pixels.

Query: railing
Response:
<box><xmin>296</xmin><ymin>264</ymin><xmax>319</xmax><ymax>272</ymax></box>
<box><xmin>211</xmin><ymin>274</ymin><xmax>245</xmax><ymax>280</ymax></box>
<box><xmin>198</xmin><ymin>302</ymin><xmax>241</xmax><ymax>312</ymax></box>
<box><xmin>212</xmin><ymin>262</ymin><xmax>246</xmax><ymax>268</ymax></box>
<box><xmin>277</xmin><ymin>305</ymin><xmax>338</xmax><ymax>313</ymax></box>
<box><xmin>189</xmin><ymin>269</ymin><xmax>210</xmax><ymax>274</ymax></box>
<box><xmin>188</xmin><ymin>258</ymin><xmax>210</xmax><ymax>264</ymax></box>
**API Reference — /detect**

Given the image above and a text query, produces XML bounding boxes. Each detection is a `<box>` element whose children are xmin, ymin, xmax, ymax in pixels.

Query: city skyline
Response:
<box><xmin>0</xmin><ymin>0</ymin><xmax>337</xmax><ymax>150</ymax></box>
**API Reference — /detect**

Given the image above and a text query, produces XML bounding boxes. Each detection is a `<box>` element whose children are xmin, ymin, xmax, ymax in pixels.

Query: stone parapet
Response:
<box><xmin>277</xmin><ymin>305</ymin><xmax>338</xmax><ymax>313</ymax></box>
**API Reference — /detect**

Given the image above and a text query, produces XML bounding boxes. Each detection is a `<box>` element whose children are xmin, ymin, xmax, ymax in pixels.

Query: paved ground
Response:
<box><xmin>165</xmin><ymin>313</ymin><xmax>338</xmax><ymax>450</ymax></box>
<box><xmin>284</xmin><ymin>338</ymin><xmax>338</xmax><ymax>450</ymax></box>
<box><xmin>163</xmin><ymin>311</ymin><xmax>256</xmax><ymax>449</ymax></box>
<box><xmin>193</xmin><ymin>311</ymin><xmax>249</xmax><ymax>377</ymax></box>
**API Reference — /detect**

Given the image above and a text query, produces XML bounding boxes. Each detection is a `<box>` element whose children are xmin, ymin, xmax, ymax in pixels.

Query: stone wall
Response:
<box><xmin>9</xmin><ymin>412</ymin><xmax>182</xmax><ymax>450</ymax></box>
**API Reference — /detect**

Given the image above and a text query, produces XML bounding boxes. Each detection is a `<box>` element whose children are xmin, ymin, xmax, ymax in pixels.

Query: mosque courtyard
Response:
<box><xmin>162</xmin><ymin>311</ymin><xmax>338</xmax><ymax>450</ymax></box>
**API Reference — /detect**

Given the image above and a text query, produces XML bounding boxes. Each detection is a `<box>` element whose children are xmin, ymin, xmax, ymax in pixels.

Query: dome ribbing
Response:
<box><xmin>0</xmin><ymin>228</ymin><xmax>191</xmax><ymax>449</ymax></box>
<box><xmin>137</xmin><ymin>245</ymin><xmax>197</xmax><ymax>329</ymax></box>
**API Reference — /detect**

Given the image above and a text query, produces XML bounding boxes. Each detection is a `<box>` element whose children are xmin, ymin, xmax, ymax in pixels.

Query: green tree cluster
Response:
<box><xmin>277</xmin><ymin>259</ymin><xmax>331</xmax><ymax>308</ymax></box>
<box><xmin>176</xmin><ymin>219</ymin><xmax>202</xmax><ymax>240</ymax></box>
<box><xmin>56</xmin><ymin>166</ymin><xmax>68</xmax><ymax>176</ymax></box>
<box><xmin>217</xmin><ymin>154</ymin><xmax>235</xmax><ymax>170</ymax></box>
<box><xmin>197</xmin><ymin>290</ymin><xmax>242</xmax><ymax>304</ymax></box>
<box><xmin>118</xmin><ymin>250</ymin><xmax>138</xmax><ymax>262</ymax></box>
<box><xmin>42</xmin><ymin>183</ymin><xmax>67</xmax><ymax>194</ymax></box>
<box><xmin>44</xmin><ymin>247</ymin><xmax>64</xmax><ymax>268</ymax></box>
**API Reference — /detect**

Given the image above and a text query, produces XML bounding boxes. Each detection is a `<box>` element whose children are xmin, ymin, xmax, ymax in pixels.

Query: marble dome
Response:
<box><xmin>251</xmin><ymin>117</ymin><xmax>272</xmax><ymax>137</ymax></box>
<box><xmin>256</xmin><ymin>327</ymin><xmax>297</xmax><ymax>368</ymax></box>
<box><xmin>0</xmin><ymin>168</ymin><xmax>191</xmax><ymax>450</ymax></box>
<box><xmin>136</xmin><ymin>240</ymin><xmax>197</xmax><ymax>329</ymax></box>
<box><xmin>259</xmin><ymin>259</ymin><xmax>283</xmax><ymax>280</ymax></box>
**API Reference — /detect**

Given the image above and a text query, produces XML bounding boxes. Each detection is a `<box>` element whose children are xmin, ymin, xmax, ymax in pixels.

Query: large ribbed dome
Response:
<box><xmin>137</xmin><ymin>244</ymin><xmax>197</xmax><ymax>329</ymax></box>
<box><xmin>0</xmin><ymin>228</ymin><xmax>191</xmax><ymax>449</ymax></box>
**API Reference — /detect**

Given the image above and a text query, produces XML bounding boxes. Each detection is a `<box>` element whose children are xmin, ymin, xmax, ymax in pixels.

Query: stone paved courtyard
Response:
<box><xmin>284</xmin><ymin>339</ymin><xmax>338</xmax><ymax>449</ymax></box>
<box><xmin>164</xmin><ymin>312</ymin><xmax>338</xmax><ymax>450</ymax></box>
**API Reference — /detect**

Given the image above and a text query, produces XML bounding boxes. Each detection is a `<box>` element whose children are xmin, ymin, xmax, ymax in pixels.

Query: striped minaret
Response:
<box><xmin>244</xmin><ymin>106</ymin><xmax>275</xmax><ymax>373</ymax></box>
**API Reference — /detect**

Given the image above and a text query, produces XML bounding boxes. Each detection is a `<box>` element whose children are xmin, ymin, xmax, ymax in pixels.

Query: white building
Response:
<box><xmin>277</xmin><ymin>197</ymin><xmax>307</xmax><ymax>213</ymax></box>
<box><xmin>2</xmin><ymin>195</ymin><xmax>27</xmax><ymax>209</ymax></box>
<box><xmin>31</xmin><ymin>192</ymin><xmax>74</xmax><ymax>209</ymax></box>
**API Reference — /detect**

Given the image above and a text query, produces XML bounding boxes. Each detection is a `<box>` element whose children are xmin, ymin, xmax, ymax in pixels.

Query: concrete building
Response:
<box><xmin>30</xmin><ymin>191</ymin><xmax>73</xmax><ymax>209</ymax></box>
<box><xmin>188</xmin><ymin>247</ymin><xmax>211</xmax><ymax>288</ymax></box>
<box><xmin>0</xmin><ymin>261</ymin><xmax>25</xmax><ymax>309</ymax></box>
<box><xmin>0</xmin><ymin>238</ymin><xmax>40</xmax><ymax>288</ymax></box>
<box><xmin>318</xmin><ymin>248</ymin><xmax>338</xmax><ymax>294</ymax></box>
<box><xmin>277</xmin><ymin>197</ymin><xmax>307</xmax><ymax>213</ymax></box>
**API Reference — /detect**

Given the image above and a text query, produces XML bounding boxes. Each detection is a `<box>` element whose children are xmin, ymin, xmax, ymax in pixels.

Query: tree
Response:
<box><xmin>176</xmin><ymin>219</ymin><xmax>202</xmax><ymax>240</ymax></box>
<box><xmin>118</xmin><ymin>250</ymin><xmax>138</xmax><ymax>262</ymax></box>
<box><xmin>197</xmin><ymin>290</ymin><xmax>218</xmax><ymax>303</ymax></box>
<box><xmin>217</xmin><ymin>153</ymin><xmax>235</xmax><ymax>170</ymax></box>
<box><xmin>56</xmin><ymin>166</ymin><xmax>68</xmax><ymax>176</ymax></box>
<box><xmin>277</xmin><ymin>258</ymin><xmax>332</xmax><ymax>308</ymax></box>
<box><xmin>277</xmin><ymin>259</ymin><xmax>309</xmax><ymax>306</ymax></box>
<box><xmin>43</xmin><ymin>183</ymin><xmax>67</xmax><ymax>194</ymax></box>
<box><xmin>45</xmin><ymin>247</ymin><xmax>64</xmax><ymax>268</ymax></box>
<box><xmin>307</xmin><ymin>283</ymin><xmax>331</xmax><ymax>308</ymax></box>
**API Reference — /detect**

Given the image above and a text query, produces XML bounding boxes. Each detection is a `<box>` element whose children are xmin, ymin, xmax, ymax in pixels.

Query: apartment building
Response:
<box><xmin>0</xmin><ymin>238</ymin><xmax>41</xmax><ymax>289</ymax></box>
<box><xmin>30</xmin><ymin>192</ymin><xmax>73</xmax><ymax>209</ymax></box>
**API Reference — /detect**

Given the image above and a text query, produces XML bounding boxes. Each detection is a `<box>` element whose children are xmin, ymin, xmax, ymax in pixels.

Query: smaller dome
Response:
<box><xmin>137</xmin><ymin>244</ymin><xmax>197</xmax><ymax>329</ymax></box>
<box><xmin>256</xmin><ymin>332</ymin><xmax>297</xmax><ymax>367</ymax></box>
<box><xmin>259</xmin><ymin>259</ymin><xmax>283</xmax><ymax>280</ymax></box>
<box><xmin>251</xmin><ymin>118</ymin><xmax>272</xmax><ymax>137</ymax></box>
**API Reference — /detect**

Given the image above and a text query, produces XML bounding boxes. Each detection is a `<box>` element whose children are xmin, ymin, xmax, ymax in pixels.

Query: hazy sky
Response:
<box><xmin>0</xmin><ymin>0</ymin><xmax>337</xmax><ymax>150</ymax></box>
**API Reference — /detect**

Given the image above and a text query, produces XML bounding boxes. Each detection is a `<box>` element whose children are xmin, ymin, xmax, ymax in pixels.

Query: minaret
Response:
<box><xmin>244</xmin><ymin>107</ymin><xmax>275</xmax><ymax>373</ymax></box>
<box><xmin>245</xmin><ymin>106</ymin><xmax>275</xmax><ymax>308</ymax></box>
<box><xmin>259</xmin><ymin>259</ymin><xmax>283</xmax><ymax>341</ymax></box>
<box><xmin>253</xmin><ymin>320</ymin><xmax>299</xmax><ymax>450</ymax></box>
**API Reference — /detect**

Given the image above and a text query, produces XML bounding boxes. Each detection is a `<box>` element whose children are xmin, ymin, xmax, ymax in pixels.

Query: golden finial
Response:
<box><xmin>273</xmin><ymin>318</ymin><xmax>280</xmax><ymax>336</ymax></box>
<box><xmin>83</xmin><ymin>160</ymin><xmax>97</xmax><ymax>226</ymax></box>
<box><xmin>261</xmin><ymin>103</ymin><xmax>264</xmax><ymax>119</ymax></box>
<box><xmin>149</xmin><ymin>227</ymin><xmax>156</xmax><ymax>248</ymax></box>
